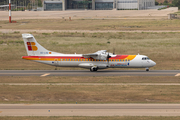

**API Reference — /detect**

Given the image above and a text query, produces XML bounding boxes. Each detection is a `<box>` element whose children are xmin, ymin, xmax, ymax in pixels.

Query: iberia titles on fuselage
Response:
<box><xmin>22</xmin><ymin>34</ymin><xmax>156</xmax><ymax>72</ymax></box>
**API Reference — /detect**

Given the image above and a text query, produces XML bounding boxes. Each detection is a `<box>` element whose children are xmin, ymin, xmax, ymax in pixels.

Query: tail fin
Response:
<box><xmin>22</xmin><ymin>34</ymin><xmax>50</xmax><ymax>56</ymax></box>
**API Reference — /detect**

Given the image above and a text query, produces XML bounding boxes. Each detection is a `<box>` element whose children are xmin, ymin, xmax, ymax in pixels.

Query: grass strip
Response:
<box><xmin>0</xmin><ymin>76</ymin><xmax>180</xmax><ymax>83</ymax></box>
<box><xmin>1</xmin><ymin>85</ymin><xmax>180</xmax><ymax>103</ymax></box>
<box><xmin>1</xmin><ymin>19</ymin><xmax>180</xmax><ymax>30</ymax></box>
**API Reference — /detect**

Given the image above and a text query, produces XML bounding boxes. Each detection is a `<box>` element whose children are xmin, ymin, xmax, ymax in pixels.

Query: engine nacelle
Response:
<box><xmin>78</xmin><ymin>63</ymin><xmax>93</xmax><ymax>68</ymax></box>
<box><xmin>79</xmin><ymin>63</ymin><xmax>108</xmax><ymax>69</ymax></box>
<box><xmin>97</xmin><ymin>64</ymin><xmax>108</xmax><ymax>69</ymax></box>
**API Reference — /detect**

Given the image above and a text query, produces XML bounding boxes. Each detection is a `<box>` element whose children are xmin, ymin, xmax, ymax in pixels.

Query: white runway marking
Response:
<box><xmin>41</xmin><ymin>73</ymin><xmax>50</xmax><ymax>77</ymax></box>
<box><xmin>175</xmin><ymin>73</ymin><xmax>180</xmax><ymax>76</ymax></box>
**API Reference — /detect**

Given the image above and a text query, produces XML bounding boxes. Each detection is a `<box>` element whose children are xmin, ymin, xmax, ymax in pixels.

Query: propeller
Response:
<box><xmin>106</xmin><ymin>51</ymin><xmax>111</xmax><ymax>66</ymax></box>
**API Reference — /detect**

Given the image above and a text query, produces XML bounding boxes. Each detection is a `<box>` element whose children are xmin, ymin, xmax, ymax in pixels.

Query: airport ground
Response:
<box><xmin>0</xmin><ymin>116</ymin><xmax>180</xmax><ymax>120</ymax></box>
<box><xmin>0</xmin><ymin>9</ymin><xmax>180</xmax><ymax>118</ymax></box>
<box><xmin>1</xmin><ymin>76</ymin><xmax>180</xmax><ymax>104</ymax></box>
<box><xmin>0</xmin><ymin>7</ymin><xmax>178</xmax><ymax>21</ymax></box>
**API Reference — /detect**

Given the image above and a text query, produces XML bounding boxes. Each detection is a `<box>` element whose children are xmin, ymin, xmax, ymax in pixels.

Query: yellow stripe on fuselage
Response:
<box><xmin>126</xmin><ymin>55</ymin><xmax>136</xmax><ymax>61</ymax></box>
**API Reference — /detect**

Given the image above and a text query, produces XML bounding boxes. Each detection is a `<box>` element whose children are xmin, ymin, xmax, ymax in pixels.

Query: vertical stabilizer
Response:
<box><xmin>22</xmin><ymin>34</ymin><xmax>49</xmax><ymax>56</ymax></box>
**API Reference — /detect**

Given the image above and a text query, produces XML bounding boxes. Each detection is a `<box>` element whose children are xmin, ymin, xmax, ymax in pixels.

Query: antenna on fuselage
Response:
<box><xmin>113</xmin><ymin>48</ymin><xmax>115</xmax><ymax>55</ymax></box>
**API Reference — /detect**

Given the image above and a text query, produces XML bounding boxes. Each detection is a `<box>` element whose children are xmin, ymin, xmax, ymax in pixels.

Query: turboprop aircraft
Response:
<box><xmin>22</xmin><ymin>34</ymin><xmax>156</xmax><ymax>72</ymax></box>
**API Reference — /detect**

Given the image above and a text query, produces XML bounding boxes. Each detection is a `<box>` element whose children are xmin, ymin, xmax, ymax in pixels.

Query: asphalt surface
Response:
<box><xmin>0</xmin><ymin>70</ymin><xmax>179</xmax><ymax>76</ymax></box>
<box><xmin>1</xmin><ymin>104</ymin><xmax>180</xmax><ymax>116</ymax></box>
<box><xmin>1</xmin><ymin>83</ymin><xmax>180</xmax><ymax>85</ymax></box>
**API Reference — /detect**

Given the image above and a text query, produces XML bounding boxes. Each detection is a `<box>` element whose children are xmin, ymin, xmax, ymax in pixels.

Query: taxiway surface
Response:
<box><xmin>1</xmin><ymin>104</ymin><xmax>180</xmax><ymax>116</ymax></box>
<box><xmin>0</xmin><ymin>70</ymin><xmax>179</xmax><ymax>76</ymax></box>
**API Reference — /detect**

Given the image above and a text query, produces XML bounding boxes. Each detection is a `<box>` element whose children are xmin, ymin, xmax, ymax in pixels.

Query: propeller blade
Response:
<box><xmin>107</xmin><ymin>52</ymin><xmax>111</xmax><ymax>65</ymax></box>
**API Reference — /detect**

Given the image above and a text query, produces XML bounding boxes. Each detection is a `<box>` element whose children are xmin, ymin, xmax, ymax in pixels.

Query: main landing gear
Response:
<box><xmin>146</xmin><ymin>68</ymin><xmax>149</xmax><ymax>71</ymax></box>
<box><xmin>90</xmin><ymin>67</ymin><xmax>98</xmax><ymax>72</ymax></box>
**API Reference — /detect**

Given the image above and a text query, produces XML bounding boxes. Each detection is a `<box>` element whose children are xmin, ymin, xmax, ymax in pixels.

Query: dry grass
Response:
<box><xmin>0</xmin><ymin>32</ymin><xmax>180</xmax><ymax>70</ymax></box>
<box><xmin>1</xmin><ymin>19</ymin><xmax>180</xmax><ymax>30</ymax></box>
<box><xmin>1</xmin><ymin>116</ymin><xmax>180</xmax><ymax>120</ymax></box>
<box><xmin>0</xmin><ymin>76</ymin><xmax>180</xmax><ymax>83</ymax></box>
<box><xmin>1</xmin><ymin>85</ymin><xmax>180</xmax><ymax>103</ymax></box>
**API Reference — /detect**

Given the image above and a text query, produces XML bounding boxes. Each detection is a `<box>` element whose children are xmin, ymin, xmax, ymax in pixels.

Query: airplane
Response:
<box><xmin>22</xmin><ymin>34</ymin><xmax>156</xmax><ymax>72</ymax></box>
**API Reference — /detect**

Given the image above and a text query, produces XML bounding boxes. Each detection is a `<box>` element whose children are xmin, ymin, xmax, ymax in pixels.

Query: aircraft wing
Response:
<box><xmin>83</xmin><ymin>53</ymin><xmax>98</xmax><ymax>58</ymax></box>
<box><xmin>83</xmin><ymin>50</ymin><xmax>107</xmax><ymax>60</ymax></box>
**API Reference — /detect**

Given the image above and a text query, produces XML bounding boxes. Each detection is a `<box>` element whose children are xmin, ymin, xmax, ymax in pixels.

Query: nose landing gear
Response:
<box><xmin>146</xmin><ymin>68</ymin><xmax>149</xmax><ymax>71</ymax></box>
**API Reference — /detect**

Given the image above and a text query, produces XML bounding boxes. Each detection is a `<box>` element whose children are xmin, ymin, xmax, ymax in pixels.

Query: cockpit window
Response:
<box><xmin>142</xmin><ymin>57</ymin><xmax>150</xmax><ymax>60</ymax></box>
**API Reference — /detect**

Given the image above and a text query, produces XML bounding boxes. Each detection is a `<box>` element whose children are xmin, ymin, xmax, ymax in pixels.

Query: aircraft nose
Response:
<box><xmin>151</xmin><ymin>61</ymin><xmax>156</xmax><ymax>66</ymax></box>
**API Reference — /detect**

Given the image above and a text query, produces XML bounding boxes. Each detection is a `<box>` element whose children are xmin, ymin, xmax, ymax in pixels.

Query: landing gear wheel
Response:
<box><xmin>90</xmin><ymin>67</ymin><xmax>94</xmax><ymax>72</ymax></box>
<box><xmin>90</xmin><ymin>67</ymin><xmax>98</xmax><ymax>72</ymax></box>
<box><xmin>146</xmin><ymin>68</ymin><xmax>149</xmax><ymax>72</ymax></box>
